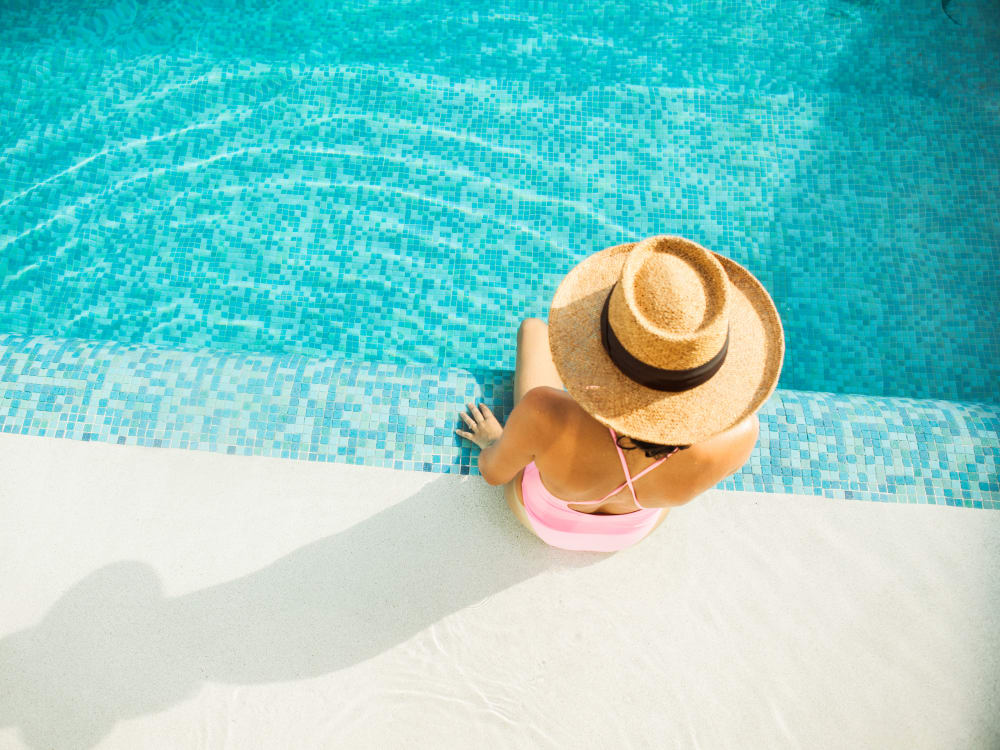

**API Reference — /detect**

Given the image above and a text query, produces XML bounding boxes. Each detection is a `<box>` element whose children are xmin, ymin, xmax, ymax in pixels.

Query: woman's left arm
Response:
<box><xmin>456</xmin><ymin>388</ymin><xmax>554</xmax><ymax>486</ymax></box>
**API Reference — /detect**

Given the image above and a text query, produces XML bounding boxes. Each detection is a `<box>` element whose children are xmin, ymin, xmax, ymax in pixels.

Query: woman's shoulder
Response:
<box><xmin>520</xmin><ymin>386</ymin><xmax>588</xmax><ymax>426</ymax></box>
<box><xmin>517</xmin><ymin>386</ymin><xmax>574</xmax><ymax>414</ymax></box>
<box><xmin>706</xmin><ymin>413</ymin><xmax>759</xmax><ymax>468</ymax></box>
<box><xmin>510</xmin><ymin>387</ymin><xmax>580</xmax><ymax>444</ymax></box>
<box><xmin>668</xmin><ymin>414</ymin><xmax>759</xmax><ymax>503</ymax></box>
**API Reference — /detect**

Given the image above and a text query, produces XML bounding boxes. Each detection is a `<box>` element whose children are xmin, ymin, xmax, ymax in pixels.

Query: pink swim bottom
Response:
<box><xmin>520</xmin><ymin>462</ymin><xmax>664</xmax><ymax>552</ymax></box>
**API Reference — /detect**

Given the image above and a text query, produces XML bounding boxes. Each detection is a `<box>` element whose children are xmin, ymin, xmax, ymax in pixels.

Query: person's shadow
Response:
<box><xmin>0</xmin><ymin>476</ymin><xmax>600</xmax><ymax>750</ymax></box>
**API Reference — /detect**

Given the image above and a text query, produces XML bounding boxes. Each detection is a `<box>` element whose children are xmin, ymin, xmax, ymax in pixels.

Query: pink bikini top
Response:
<box><xmin>559</xmin><ymin>427</ymin><xmax>679</xmax><ymax>510</ymax></box>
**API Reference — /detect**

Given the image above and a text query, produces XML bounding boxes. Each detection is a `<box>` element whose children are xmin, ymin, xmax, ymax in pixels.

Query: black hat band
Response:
<box><xmin>599</xmin><ymin>284</ymin><xmax>730</xmax><ymax>392</ymax></box>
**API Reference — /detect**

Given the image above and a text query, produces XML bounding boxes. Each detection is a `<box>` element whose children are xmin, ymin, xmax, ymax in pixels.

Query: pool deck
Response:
<box><xmin>1</xmin><ymin>432</ymin><xmax>998</xmax><ymax>749</ymax></box>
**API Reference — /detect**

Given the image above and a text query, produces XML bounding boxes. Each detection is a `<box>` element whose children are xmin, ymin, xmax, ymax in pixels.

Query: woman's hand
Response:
<box><xmin>455</xmin><ymin>402</ymin><xmax>504</xmax><ymax>450</ymax></box>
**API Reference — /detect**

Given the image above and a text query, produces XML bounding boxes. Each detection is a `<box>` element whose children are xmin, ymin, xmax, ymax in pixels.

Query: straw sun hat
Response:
<box><xmin>548</xmin><ymin>235</ymin><xmax>785</xmax><ymax>446</ymax></box>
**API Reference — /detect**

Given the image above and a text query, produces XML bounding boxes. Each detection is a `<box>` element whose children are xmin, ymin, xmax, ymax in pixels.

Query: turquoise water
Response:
<box><xmin>1</xmin><ymin>0</ymin><xmax>998</xmax><ymax>403</ymax></box>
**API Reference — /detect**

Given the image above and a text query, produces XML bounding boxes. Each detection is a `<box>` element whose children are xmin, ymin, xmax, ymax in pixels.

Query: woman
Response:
<box><xmin>456</xmin><ymin>236</ymin><xmax>785</xmax><ymax>552</ymax></box>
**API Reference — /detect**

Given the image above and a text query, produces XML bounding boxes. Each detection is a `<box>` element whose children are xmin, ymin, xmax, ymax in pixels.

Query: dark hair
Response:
<box><xmin>615</xmin><ymin>434</ymin><xmax>690</xmax><ymax>459</ymax></box>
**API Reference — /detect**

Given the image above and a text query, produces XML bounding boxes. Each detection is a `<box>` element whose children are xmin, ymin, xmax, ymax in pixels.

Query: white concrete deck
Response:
<box><xmin>1</xmin><ymin>432</ymin><xmax>998</xmax><ymax>750</ymax></box>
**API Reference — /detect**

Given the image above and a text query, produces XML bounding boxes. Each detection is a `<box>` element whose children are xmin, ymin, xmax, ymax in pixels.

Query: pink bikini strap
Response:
<box><xmin>596</xmin><ymin>427</ymin><xmax>675</xmax><ymax>508</ymax></box>
<box><xmin>610</xmin><ymin>427</ymin><xmax>639</xmax><ymax>505</ymax></box>
<box><xmin>576</xmin><ymin>428</ymin><xmax>675</xmax><ymax>507</ymax></box>
<box><xmin>630</xmin><ymin>453</ymin><xmax>674</xmax><ymax>482</ymax></box>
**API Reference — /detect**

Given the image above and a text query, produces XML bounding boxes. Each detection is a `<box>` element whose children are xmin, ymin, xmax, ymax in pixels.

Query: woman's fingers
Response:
<box><xmin>458</xmin><ymin>403</ymin><xmax>497</xmax><ymax>445</ymax></box>
<box><xmin>456</xmin><ymin>404</ymin><xmax>501</xmax><ymax>448</ymax></box>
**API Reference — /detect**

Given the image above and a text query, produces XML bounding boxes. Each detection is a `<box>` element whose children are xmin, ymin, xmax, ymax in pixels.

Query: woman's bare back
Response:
<box><xmin>527</xmin><ymin>387</ymin><xmax>759</xmax><ymax>515</ymax></box>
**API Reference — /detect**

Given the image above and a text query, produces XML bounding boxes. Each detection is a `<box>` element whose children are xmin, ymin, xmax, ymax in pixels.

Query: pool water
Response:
<box><xmin>1</xmin><ymin>0</ymin><xmax>998</xmax><ymax>403</ymax></box>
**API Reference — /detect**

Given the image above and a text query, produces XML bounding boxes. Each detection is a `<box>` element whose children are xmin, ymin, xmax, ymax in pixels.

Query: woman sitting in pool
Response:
<box><xmin>456</xmin><ymin>235</ymin><xmax>785</xmax><ymax>552</ymax></box>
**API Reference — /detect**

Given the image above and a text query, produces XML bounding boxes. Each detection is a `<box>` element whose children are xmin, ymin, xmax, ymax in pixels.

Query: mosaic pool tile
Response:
<box><xmin>0</xmin><ymin>333</ymin><xmax>996</xmax><ymax>509</ymax></box>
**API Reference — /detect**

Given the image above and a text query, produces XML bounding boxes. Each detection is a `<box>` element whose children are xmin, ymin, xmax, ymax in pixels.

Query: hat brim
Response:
<box><xmin>548</xmin><ymin>241</ymin><xmax>785</xmax><ymax>445</ymax></box>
